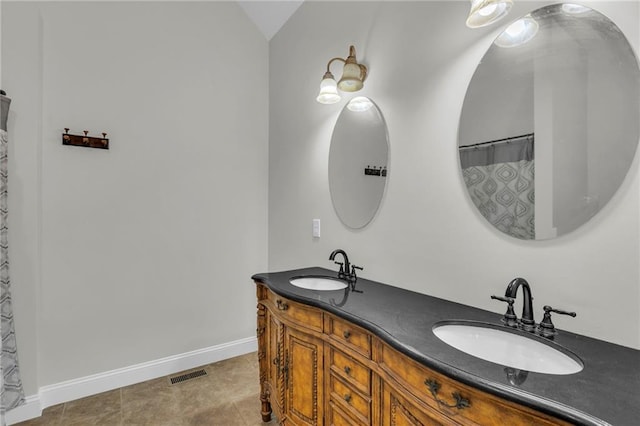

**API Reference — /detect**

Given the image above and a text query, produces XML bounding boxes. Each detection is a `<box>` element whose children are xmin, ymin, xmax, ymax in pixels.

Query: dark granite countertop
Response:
<box><xmin>252</xmin><ymin>267</ymin><xmax>640</xmax><ymax>426</ymax></box>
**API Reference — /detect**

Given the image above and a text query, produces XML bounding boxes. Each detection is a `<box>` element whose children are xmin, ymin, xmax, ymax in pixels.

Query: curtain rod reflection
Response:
<box><xmin>459</xmin><ymin>133</ymin><xmax>534</xmax><ymax>150</ymax></box>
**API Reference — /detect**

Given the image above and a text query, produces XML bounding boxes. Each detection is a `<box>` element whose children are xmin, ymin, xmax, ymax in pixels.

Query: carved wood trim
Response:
<box><xmin>287</xmin><ymin>333</ymin><xmax>320</xmax><ymax>425</ymax></box>
<box><xmin>391</xmin><ymin>394</ymin><xmax>424</xmax><ymax>426</ymax></box>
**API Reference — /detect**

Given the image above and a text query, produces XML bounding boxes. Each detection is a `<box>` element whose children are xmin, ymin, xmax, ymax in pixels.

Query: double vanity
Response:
<box><xmin>255</xmin><ymin>7</ymin><xmax>640</xmax><ymax>424</ymax></box>
<box><xmin>253</xmin><ymin>266</ymin><xmax>639</xmax><ymax>426</ymax></box>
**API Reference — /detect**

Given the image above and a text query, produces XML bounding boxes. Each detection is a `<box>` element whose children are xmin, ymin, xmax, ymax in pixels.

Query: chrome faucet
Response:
<box><xmin>329</xmin><ymin>249</ymin><xmax>363</xmax><ymax>292</ymax></box>
<box><xmin>505</xmin><ymin>278</ymin><xmax>536</xmax><ymax>332</ymax></box>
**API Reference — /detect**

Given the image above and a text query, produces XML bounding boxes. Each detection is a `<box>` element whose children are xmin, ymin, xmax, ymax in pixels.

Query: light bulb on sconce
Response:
<box><xmin>316</xmin><ymin>45</ymin><xmax>368</xmax><ymax>105</ymax></box>
<box><xmin>317</xmin><ymin>72</ymin><xmax>341</xmax><ymax>104</ymax></box>
<box><xmin>466</xmin><ymin>0</ymin><xmax>513</xmax><ymax>28</ymax></box>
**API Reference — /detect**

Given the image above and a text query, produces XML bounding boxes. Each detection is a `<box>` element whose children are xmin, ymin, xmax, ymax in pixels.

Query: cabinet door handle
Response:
<box><xmin>424</xmin><ymin>378</ymin><xmax>471</xmax><ymax>410</ymax></box>
<box><xmin>276</xmin><ymin>300</ymin><xmax>289</xmax><ymax>311</ymax></box>
<box><xmin>274</xmin><ymin>346</ymin><xmax>281</xmax><ymax>372</ymax></box>
<box><xmin>343</xmin><ymin>330</ymin><xmax>351</xmax><ymax>339</ymax></box>
<box><xmin>344</xmin><ymin>366</ymin><xmax>351</xmax><ymax>375</ymax></box>
<box><xmin>344</xmin><ymin>394</ymin><xmax>352</xmax><ymax>403</ymax></box>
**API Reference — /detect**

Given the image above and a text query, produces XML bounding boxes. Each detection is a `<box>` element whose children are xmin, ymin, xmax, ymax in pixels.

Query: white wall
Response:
<box><xmin>3</xmin><ymin>0</ymin><xmax>268</xmax><ymax>395</ymax></box>
<box><xmin>269</xmin><ymin>0</ymin><xmax>640</xmax><ymax>349</ymax></box>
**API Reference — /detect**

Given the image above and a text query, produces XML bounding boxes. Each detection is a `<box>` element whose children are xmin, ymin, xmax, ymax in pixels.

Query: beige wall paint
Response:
<box><xmin>3</xmin><ymin>1</ymin><xmax>268</xmax><ymax>393</ymax></box>
<box><xmin>268</xmin><ymin>1</ymin><xmax>640</xmax><ymax>349</ymax></box>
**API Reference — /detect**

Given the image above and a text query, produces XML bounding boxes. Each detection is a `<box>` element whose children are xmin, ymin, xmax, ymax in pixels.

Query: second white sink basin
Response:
<box><xmin>433</xmin><ymin>321</ymin><xmax>583</xmax><ymax>375</ymax></box>
<box><xmin>289</xmin><ymin>276</ymin><xmax>348</xmax><ymax>291</ymax></box>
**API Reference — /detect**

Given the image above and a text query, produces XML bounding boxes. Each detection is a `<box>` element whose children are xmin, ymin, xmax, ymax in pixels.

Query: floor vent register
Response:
<box><xmin>169</xmin><ymin>369</ymin><xmax>208</xmax><ymax>385</ymax></box>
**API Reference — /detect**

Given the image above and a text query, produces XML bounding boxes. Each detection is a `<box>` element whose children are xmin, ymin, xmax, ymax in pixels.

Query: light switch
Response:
<box><xmin>312</xmin><ymin>219</ymin><xmax>321</xmax><ymax>238</ymax></box>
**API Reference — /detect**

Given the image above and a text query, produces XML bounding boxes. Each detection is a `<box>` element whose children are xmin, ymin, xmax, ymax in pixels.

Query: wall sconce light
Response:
<box><xmin>316</xmin><ymin>45</ymin><xmax>368</xmax><ymax>105</ymax></box>
<box><xmin>466</xmin><ymin>0</ymin><xmax>513</xmax><ymax>28</ymax></box>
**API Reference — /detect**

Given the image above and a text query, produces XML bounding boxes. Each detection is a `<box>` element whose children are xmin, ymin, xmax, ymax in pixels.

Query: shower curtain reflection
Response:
<box><xmin>459</xmin><ymin>134</ymin><xmax>535</xmax><ymax>239</ymax></box>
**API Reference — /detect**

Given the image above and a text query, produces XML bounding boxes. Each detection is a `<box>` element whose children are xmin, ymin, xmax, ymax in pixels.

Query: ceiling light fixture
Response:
<box><xmin>466</xmin><ymin>0</ymin><xmax>513</xmax><ymax>28</ymax></box>
<box><xmin>316</xmin><ymin>45</ymin><xmax>368</xmax><ymax>105</ymax></box>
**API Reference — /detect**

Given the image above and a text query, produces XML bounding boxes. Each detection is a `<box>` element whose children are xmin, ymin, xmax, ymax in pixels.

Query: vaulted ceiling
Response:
<box><xmin>237</xmin><ymin>1</ymin><xmax>304</xmax><ymax>40</ymax></box>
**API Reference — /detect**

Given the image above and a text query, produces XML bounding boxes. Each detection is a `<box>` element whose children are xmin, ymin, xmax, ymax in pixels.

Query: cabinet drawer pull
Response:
<box><xmin>344</xmin><ymin>366</ymin><xmax>351</xmax><ymax>375</ymax></box>
<box><xmin>276</xmin><ymin>300</ymin><xmax>289</xmax><ymax>311</ymax></box>
<box><xmin>344</xmin><ymin>394</ymin><xmax>352</xmax><ymax>403</ymax></box>
<box><xmin>343</xmin><ymin>330</ymin><xmax>351</xmax><ymax>339</ymax></box>
<box><xmin>424</xmin><ymin>379</ymin><xmax>471</xmax><ymax>410</ymax></box>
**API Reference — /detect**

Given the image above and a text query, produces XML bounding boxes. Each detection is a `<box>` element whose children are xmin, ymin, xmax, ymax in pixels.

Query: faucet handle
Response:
<box><xmin>348</xmin><ymin>265</ymin><xmax>364</xmax><ymax>293</ymax></box>
<box><xmin>537</xmin><ymin>305</ymin><xmax>576</xmax><ymax>338</ymax></box>
<box><xmin>349</xmin><ymin>264</ymin><xmax>363</xmax><ymax>280</ymax></box>
<box><xmin>491</xmin><ymin>295</ymin><xmax>514</xmax><ymax>303</ymax></box>
<box><xmin>545</xmin><ymin>306</ymin><xmax>576</xmax><ymax>317</ymax></box>
<box><xmin>334</xmin><ymin>261</ymin><xmax>345</xmax><ymax>278</ymax></box>
<box><xmin>491</xmin><ymin>295</ymin><xmax>518</xmax><ymax>328</ymax></box>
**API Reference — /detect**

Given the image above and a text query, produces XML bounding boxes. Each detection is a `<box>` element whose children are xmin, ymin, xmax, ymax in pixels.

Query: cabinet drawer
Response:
<box><xmin>380</xmin><ymin>344</ymin><xmax>571</xmax><ymax>426</ymax></box>
<box><xmin>329</xmin><ymin>346</ymin><xmax>371</xmax><ymax>396</ymax></box>
<box><xmin>328</xmin><ymin>401</ymin><xmax>367</xmax><ymax>426</ymax></box>
<box><xmin>266</xmin><ymin>290</ymin><xmax>323</xmax><ymax>333</ymax></box>
<box><xmin>329</xmin><ymin>373</ymin><xmax>371</xmax><ymax>425</ymax></box>
<box><xmin>326</xmin><ymin>315</ymin><xmax>372</xmax><ymax>358</ymax></box>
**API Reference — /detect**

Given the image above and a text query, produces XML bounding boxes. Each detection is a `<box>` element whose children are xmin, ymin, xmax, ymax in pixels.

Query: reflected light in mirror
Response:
<box><xmin>466</xmin><ymin>0</ymin><xmax>513</xmax><ymax>28</ymax></box>
<box><xmin>495</xmin><ymin>16</ymin><xmax>539</xmax><ymax>48</ymax></box>
<box><xmin>562</xmin><ymin>4</ymin><xmax>592</xmax><ymax>14</ymax></box>
<box><xmin>347</xmin><ymin>96</ymin><xmax>374</xmax><ymax>112</ymax></box>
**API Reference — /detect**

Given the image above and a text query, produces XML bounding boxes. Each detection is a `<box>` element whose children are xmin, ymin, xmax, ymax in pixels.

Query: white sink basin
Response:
<box><xmin>289</xmin><ymin>276</ymin><xmax>348</xmax><ymax>291</ymax></box>
<box><xmin>433</xmin><ymin>321</ymin><xmax>583</xmax><ymax>375</ymax></box>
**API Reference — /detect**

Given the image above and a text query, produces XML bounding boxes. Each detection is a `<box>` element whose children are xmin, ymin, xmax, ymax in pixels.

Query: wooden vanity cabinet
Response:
<box><xmin>265</xmin><ymin>307</ymin><xmax>284</xmax><ymax>421</ymax></box>
<box><xmin>258</xmin><ymin>284</ymin><xmax>324</xmax><ymax>425</ymax></box>
<box><xmin>381</xmin><ymin>380</ymin><xmax>450</xmax><ymax>426</ymax></box>
<box><xmin>285</xmin><ymin>326</ymin><xmax>325</xmax><ymax>426</ymax></box>
<box><xmin>256</xmin><ymin>283</ymin><xmax>571</xmax><ymax>426</ymax></box>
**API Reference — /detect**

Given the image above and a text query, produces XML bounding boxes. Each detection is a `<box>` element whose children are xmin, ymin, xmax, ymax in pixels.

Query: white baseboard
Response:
<box><xmin>4</xmin><ymin>395</ymin><xmax>41</xmax><ymax>425</ymax></box>
<box><xmin>5</xmin><ymin>336</ymin><xmax>257</xmax><ymax>425</ymax></box>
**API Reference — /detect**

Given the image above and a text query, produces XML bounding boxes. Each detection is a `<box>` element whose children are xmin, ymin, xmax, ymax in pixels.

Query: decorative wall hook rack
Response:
<box><xmin>364</xmin><ymin>165</ymin><xmax>387</xmax><ymax>177</ymax></box>
<box><xmin>62</xmin><ymin>128</ymin><xmax>109</xmax><ymax>150</ymax></box>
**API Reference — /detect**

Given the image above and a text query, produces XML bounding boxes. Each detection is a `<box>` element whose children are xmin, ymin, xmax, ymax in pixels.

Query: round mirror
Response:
<box><xmin>458</xmin><ymin>3</ymin><xmax>640</xmax><ymax>240</ymax></box>
<box><xmin>329</xmin><ymin>97</ymin><xmax>389</xmax><ymax>229</ymax></box>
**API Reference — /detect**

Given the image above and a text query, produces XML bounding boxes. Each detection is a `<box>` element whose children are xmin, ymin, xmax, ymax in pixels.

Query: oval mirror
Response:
<box><xmin>329</xmin><ymin>97</ymin><xmax>389</xmax><ymax>229</ymax></box>
<box><xmin>458</xmin><ymin>3</ymin><xmax>640</xmax><ymax>240</ymax></box>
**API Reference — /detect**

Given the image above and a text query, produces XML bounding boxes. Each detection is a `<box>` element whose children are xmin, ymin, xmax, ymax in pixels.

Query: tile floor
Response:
<box><xmin>16</xmin><ymin>352</ymin><xmax>276</xmax><ymax>426</ymax></box>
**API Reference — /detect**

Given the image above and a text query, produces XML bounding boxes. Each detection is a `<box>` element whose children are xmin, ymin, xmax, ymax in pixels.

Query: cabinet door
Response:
<box><xmin>382</xmin><ymin>381</ymin><xmax>455</xmax><ymax>426</ymax></box>
<box><xmin>267</xmin><ymin>308</ymin><xmax>285</xmax><ymax>420</ymax></box>
<box><xmin>285</xmin><ymin>327</ymin><xmax>324</xmax><ymax>426</ymax></box>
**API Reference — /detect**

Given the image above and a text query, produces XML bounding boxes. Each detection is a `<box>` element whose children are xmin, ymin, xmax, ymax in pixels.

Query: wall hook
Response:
<box><xmin>62</xmin><ymin>128</ymin><xmax>109</xmax><ymax>150</ymax></box>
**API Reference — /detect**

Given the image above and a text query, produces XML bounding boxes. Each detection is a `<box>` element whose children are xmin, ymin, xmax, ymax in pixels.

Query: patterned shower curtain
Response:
<box><xmin>1</xmin><ymin>93</ymin><xmax>25</xmax><ymax>424</ymax></box>
<box><xmin>460</xmin><ymin>134</ymin><xmax>535</xmax><ymax>239</ymax></box>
